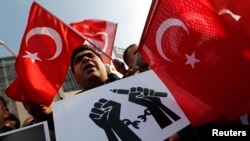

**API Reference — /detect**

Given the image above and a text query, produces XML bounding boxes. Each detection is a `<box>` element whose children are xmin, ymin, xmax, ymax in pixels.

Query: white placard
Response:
<box><xmin>53</xmin><ymin>70</ymin><xmax>190</xmax><ymax>141</ymax></box>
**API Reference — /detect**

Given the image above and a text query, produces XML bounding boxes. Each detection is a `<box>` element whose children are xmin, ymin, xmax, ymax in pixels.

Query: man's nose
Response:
<box><xmin>82</xmin><ymin>56</ymin><xmax>91</xmax><ymax>62</ymax></box>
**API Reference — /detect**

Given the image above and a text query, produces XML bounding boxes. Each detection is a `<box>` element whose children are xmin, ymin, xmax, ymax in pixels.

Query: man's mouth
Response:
<box><xmin>83</xmin><ymin>64</ymin><xmax>95</xmax><ymax>71</ymax></box>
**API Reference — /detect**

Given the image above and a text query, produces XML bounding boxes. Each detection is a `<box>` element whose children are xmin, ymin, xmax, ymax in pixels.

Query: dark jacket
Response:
<box><xmin>0</xmin><ymin>125</ymin><xmax>13</xmax><ymax>133</ymax></box>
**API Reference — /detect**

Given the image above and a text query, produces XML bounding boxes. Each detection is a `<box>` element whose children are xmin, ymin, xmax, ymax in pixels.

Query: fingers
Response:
<box><xmin>112</xmin><ymin>59</ymin><xmax>124</xmax><ymax>68</ymax></box>
<box><xmin>129</xmin><ymin>87</ymin><xmax>168</xmax><ymax>97</ymax></box>
<box><xmin>125</xmin><ymin>66</ymin><xmax>140</xmax><ymax>77</ymax></box>
<box><xmin>89</xmin><ymin>99</ymin><xmax>108</xmax><ymax>119</ymax></box>
<box><xmin>112</xmin><ymin>59</ymin><xmax>127</xmax><ymax>75</ymax></box>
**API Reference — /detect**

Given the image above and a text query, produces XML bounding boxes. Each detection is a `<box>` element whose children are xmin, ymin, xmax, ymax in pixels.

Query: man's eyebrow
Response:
<box><xmin>75</xmin><ymin>52</ymin><xmax>95</xmax><ymax>59</ymax></box>
<box><xmin>75</xmin><ymin>52</ymin><xmax>88</xmax><ymax>57</ymax></box>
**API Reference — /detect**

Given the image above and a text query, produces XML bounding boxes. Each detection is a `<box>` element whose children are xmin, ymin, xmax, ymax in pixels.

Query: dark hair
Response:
<box><xmin>0</xmin><ymin>96</ymin><xmax>7</xmax><ymax>107</ymax></box>
<box><xmin>70</xmin><ymin>44</ymin><xmax>103</xmax><ymax>74</ymax></box>
<box><xmin>6</xmin><ymin>113</ymin><xmax>21</xmax><ymax>129</ymax></box>
<box><xmin>123</xmin><ymin>44</ymin><xmax>137</xmax><ymax>66</ymax></box>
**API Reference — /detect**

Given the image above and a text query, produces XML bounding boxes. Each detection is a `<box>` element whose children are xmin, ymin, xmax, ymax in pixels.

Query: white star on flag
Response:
<box><xmin>23</xmin><ymin>50</ymin><xmax>42</xmax><ymax>63</ymax></box>
<box><xmin>185</xmin><ymin>51</ymin><xmax>200</xmax><ymax>69</ymax></box>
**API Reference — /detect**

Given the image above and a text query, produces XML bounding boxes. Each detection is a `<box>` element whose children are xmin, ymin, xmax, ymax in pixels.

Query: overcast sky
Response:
<box><xmin>0</xmin><ymin>0</ymin><xmax>152</xmax><ymax>57</ymax></box>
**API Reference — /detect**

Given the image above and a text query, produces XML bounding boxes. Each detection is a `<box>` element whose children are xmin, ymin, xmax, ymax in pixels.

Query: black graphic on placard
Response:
<box><xmin>138</xmin><ymin>109</ymin><xmax>151</xmax><ymax>122</ymax></box>
<box><xmin>110</xmin><ymin>87</ymin><xmax>181</xmax><ymax>129</ymax></box>
<box><xmin>122</xmin><ymin>119</ymin><xmax>140</xmax><ymax>129</ymax></box>
<box><xmin>89</xmin><ymin>99</ymin><xmax>141</xmax><ymax>141</ymax></box>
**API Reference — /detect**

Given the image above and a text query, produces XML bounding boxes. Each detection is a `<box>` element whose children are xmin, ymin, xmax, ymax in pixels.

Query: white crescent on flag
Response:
<box><xmin>25</xmin><ymin>27</ymin><xmax>63</xmax><ymax>60</ymax></box>
<box><xmin>156</xmin><ymin>18</ymin><xmax>189</xmax><ymax>62</ymax></box>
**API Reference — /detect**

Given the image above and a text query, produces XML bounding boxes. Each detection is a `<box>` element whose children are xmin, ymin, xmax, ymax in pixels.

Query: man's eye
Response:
<box><xmin>74</xmin><ymin>53</ymin><xmax>95</xmax><ymax>65</ymax></box>
<box><xmin>86</xmin><ymin>53</ymin><xmax>94</xmax><ymax>58</ymax></box>
<box><xmin>74</xmin><ymin>56</ymin><xmax>82</xmax><ymax>64</ymax></box>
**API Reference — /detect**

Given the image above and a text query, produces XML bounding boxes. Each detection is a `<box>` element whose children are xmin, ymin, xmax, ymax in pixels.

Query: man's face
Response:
<box><xmin>0</xmin><ymin>105</ymin><xmax>9</xmax><ymax>128</ymax></box>
<box><xmin>126</xmin><ymin>46</ymin><xmax>148</xmax><ymax>69</ymax></box>
<box><xmin>73</xmin><ymin>50</ymin><xmax>107</xmax><ymax>90</ymax></box>
<box><xmin>126</xmin><ymin>46</ymin><xmax>137</xmax><ymax>68</ymax></box>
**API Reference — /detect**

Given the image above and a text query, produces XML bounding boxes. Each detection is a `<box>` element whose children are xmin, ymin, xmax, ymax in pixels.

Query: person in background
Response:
<box><xmin>5</xmin><ymin>113</ymin><xmax>20</xmax><ymax>130</ymax></box>
<box><xmin>123</xmin><ymin>44</ymin><xmax>149</xmax><ymax>72</ymax></box>
<box><xmin>112</xmin><ymin>43</ymin><xmax>149</xmax><ymax>77</ymax></box>
<box><xmin>0</xmin><ymin>96</ymin><xmax>13</xmax><ymax>133</ymax></box>
<box><xmin>22</xmin><ymin>99</ymin><xmax>56</xmax><ymax>141</ymax></box>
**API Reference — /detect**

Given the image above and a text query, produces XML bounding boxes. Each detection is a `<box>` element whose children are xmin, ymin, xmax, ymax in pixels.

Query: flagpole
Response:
<box><xmin>132</xmin><ymin>52</ymin><xmax>139</xmax><ymax>68</ymax></box>
<box><xmin>85</xmin><ymin>39</ymin><xmax>113</xmax><ymax>60</ymax></box>
<box><xmin>0</xmin><ymin>40</ymin><xmax>17</xmax><ymax>57</ymax></box>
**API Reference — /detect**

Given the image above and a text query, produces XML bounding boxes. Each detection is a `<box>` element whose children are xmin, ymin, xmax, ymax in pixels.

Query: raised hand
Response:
<box><xmin>121</xmin><ymin>87</ymin><xmax>180</xmax><ymax>129</ymax></box>
<box><xmin>90</xmin><ymin>98</ymin><xmax>141</xmax><ymax>141</ymax></box>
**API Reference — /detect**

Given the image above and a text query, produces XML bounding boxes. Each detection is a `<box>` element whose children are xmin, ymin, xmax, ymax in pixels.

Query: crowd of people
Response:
<box><xmin>1</xmin><ymin>43</ymin><xmax>249</xmax><ymax>141</ymax></box>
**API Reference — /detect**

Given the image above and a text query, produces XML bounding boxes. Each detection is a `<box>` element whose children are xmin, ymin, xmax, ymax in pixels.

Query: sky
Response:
<box><xmin>0</xmin><ymin>0</ymin><xmax>152</xmax><ymax>58</ymax></box>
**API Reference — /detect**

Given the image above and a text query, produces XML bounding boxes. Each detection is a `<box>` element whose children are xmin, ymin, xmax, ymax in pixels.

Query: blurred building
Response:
<box><xmin>0</xmin><ymin>56</ymin><xmax>18</xmax><ymax>115</ymax></box>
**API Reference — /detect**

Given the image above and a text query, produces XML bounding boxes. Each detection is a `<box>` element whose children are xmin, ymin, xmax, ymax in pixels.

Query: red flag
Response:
<box><xmin>5</xmin><ymin>2</ymin><xmax>85</xmax><ymax>106</ymax></box>
<box><xmin>139</xmin><ymin>0</ymin><xmax>250</xmax><ymax>126</ymax></box>
<box><xmin>70</xmin><ymin>19</ymin><xmax>117</xmax><ymax>64</ymax></box>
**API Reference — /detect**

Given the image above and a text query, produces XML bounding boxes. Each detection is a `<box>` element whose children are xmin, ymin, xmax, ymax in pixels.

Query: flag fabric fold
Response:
<box><xmin>6</xmin><ymin>2</ymin><xmax>85</xmax><ymax>106</ymax></box>
<box><xmin>70</xmin><ymin>19</ymin><xmax>117</xmax><ymax>64</ymax></box>
<box><xmin>138</xmin><ymin>0</ymin><xmax>250</xmax><ymax>126</ymax></box>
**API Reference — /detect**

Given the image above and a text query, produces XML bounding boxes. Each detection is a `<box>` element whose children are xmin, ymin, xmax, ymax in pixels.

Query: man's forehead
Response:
<box><xmin>128</xmin><ymin>46</ymin><xmax>137</xmax><ymax>53</ymax></box>
<box><xmin>75</xmin><ymin>50</ymin><xmax>95</xmax><ymax>57</ymax></box>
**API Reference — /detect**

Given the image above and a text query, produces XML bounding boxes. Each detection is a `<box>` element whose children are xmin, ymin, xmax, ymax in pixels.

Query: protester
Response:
<box><xmin>113</xmin><ymin>43</ymin><xmax>149</xmax><ymax>77</ymax></box>
<box><xmin>5</xmin><ymin>113</ymin><xmax>20</xmax><ymax>130</ymax></box>
<box><xmin>22</xmin><ymin>99</ymin><xmax>56</xmax><ymax>141</ymax></box>
<box><xmin>71</xmin><ymin>44</ymin><xmax>121</xmax><ymax>91</ymax></box>
<box><xmin>71</xmin><ymin>45</ymin><xmax>198</xmax><ymax>140</ymax></box>
<box><xmin>123</xmin><ymin>44</ymin><xmax>149</xmax><ymax>71</ymax></box>
<box><xmin>0</xmin><ymin>96</ymin><xmax>13</xmax><ymax>133</ymax></box>
<box><xmin>71</xmin><ymin>45</ymin><xmax>145</xmax><ymax>140</ymax></box>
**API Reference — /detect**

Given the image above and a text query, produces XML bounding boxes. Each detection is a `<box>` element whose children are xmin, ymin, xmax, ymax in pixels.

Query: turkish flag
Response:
<box><xmin>70</xmin><ymin>19</ymin><xmax>117</xmax><ymax>64</ymax></box>
<box><xmin>5</xmin><ymin>2</ymin><xmax>85</xmax><ymax>106</ymax></box>
<box><xmin>138</xmin><ymin>0</ymin><xmax>250</xmax><ymax>126</ymax></box>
